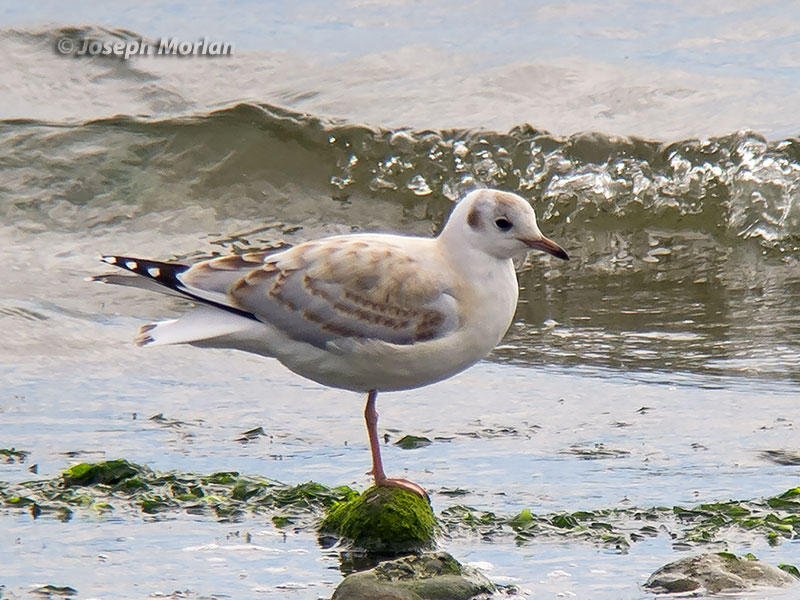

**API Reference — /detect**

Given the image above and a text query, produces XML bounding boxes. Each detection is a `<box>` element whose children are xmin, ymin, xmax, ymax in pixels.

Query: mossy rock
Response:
<box><xmin>320</xmin><ymin>486</ymin><xmax>436</xmax><ymax>553</ymax></box>
<box><xmin>62</xmin><ymin>459</ymin><xmax>143</xmax><ymax>487</ymax></box>
<box><xmin>332</xmin><ymin>551</ymin><xmax>495</xmax><ymax>600</ymax></box>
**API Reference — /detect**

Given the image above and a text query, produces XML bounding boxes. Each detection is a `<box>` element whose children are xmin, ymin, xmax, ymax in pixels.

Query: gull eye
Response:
<box><xmin>494</xmin><ymin>218</ymin><xmax>513</xmax><ymax>232</ymax></box>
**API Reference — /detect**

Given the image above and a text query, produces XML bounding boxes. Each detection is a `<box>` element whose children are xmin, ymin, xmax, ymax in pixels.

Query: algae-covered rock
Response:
<box><xmin>320</xmin><ymin>486</ymin><xmax>436</xmax><ymax>553</ymax></box>
<box><xmin>62</xmin><ymin>459</ymin><xmax>143</xmax><ymax>487</ymax></box>
<box><xmin>645</xmin><ymin>552</ymin><xmax>797</xmax><ymax>594</ymax></box>
<box><xmin>332</xmin><ymin>552</ymin><xmax>495</xmax><ymax>600</ymax></box>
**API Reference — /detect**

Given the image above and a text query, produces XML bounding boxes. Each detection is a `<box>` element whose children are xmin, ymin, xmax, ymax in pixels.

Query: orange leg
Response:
<box><xmin>364</xmin><ymin>390</ymin><xmax>428</xmax><ymax>500</ymax></box>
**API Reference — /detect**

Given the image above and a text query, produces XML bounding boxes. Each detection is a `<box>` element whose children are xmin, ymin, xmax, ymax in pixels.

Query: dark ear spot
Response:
<box><xmin>467</xmin><ymin>208</ymin><xmax>483</xmax><ymax>230</ymax></box>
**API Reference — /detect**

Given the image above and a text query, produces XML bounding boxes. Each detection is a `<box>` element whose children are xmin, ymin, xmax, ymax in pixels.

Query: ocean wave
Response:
<box><xmin>3</xmin><ymin>101</ymin><xmax>798</xmax><ymax>253</ymax></box>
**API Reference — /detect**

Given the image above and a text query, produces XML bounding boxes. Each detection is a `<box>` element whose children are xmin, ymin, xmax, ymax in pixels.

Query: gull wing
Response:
<box><xmin>179</xmin><ymin>236</ymin><xmax>460</xmax><ymax>348</ymax></box>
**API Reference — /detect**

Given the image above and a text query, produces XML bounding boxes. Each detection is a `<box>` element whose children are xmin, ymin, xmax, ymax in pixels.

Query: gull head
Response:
<box><xmin>442</xmin><ymin>189</ymin><xmax>569</xmax><ymax>261</ymax></box>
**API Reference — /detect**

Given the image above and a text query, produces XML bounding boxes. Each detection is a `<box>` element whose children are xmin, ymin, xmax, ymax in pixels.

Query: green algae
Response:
<box><xmin>563</xmin><ymin>443</ymin><xmax>631</xmax><ymax>459</ymax></box>
<box><xmin>778</xmin><ymin>563</ymin><xmax>800</xmax><ymax>578</ymax></box>
<box><xmin>31</xmin><ymin>584</ymin><xmax>78</xmax><ymax>597</ymax></box>
<box><xmin>0</xmin><ymin>459</ymin><xmax>355</xmax><ymax>525</ymax></box>
<box><xmin>320</xmin><ymin>486</ymin><xmax>436</xmax><ymax>553</ymax></box>
<box><xmin>0</xmin><ymin>448</ymin><xmax>29</xmax><ymax>463</ymax></box>
<box><xmin>394</xmin><ymin>435</ymin><xmax>433</xmax><ymax>449</ymax></box>
<box><xmin>62</xmin><ymin>459</ymin><xmax>140</xmax><ymax>486</ymax></box>
<box><xmin>672</xmin><ymin>495</ymin><xmax>800</xmax><ymax>548</ymax></box>
<box><xmin>441</xmin><ymin>490</ymin><xmax>800</xmax><ymax>553</ymax></box>
<box><xmin>1</xmin><ymin>460</ymin><xmax>799</xmax><ymax>556</ymax></box>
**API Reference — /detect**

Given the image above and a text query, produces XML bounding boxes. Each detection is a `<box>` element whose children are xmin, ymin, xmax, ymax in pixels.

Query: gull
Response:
<box><xmin>96</xmin><ymin>189</ymin><xmax>568</xmax><ymax>498</ymax></box>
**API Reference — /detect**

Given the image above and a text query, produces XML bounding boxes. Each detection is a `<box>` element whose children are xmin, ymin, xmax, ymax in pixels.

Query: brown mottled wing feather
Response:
<box><xmin>181</xmin><ymin>237</ymin><xmax>459</xmax><ymax>349</ymax></box>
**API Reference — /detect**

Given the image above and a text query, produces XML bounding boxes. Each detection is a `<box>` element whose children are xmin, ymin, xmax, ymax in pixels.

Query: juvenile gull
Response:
<box><xmin>96</xmin><ymin>189</ymin><xmax>568</xmax><ymax>498</ymax></box>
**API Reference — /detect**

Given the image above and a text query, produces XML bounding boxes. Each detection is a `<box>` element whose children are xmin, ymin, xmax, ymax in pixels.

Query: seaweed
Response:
<box><xmin>0</xmin><ymin>459</ymin><xmax>354</xmax><ymax>526</ymax></box>
<box><xmin>0</xmin><ymin>448</ymin><xmax>29</xmax><ymax>464</ymax></box>
<box><xmin>1</xmin><ymin>460</ymin><xmax>799</xmax><ymax>556</ymax></box>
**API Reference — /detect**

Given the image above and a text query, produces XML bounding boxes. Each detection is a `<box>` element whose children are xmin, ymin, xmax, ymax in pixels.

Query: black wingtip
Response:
<box><xmin>101</xmin><ymin>255</ymin><xmax>190</xmax><ymax>282</ymax></box>
<box><xmin>99</xmin><ymin>254</ymin><xmax>261</xmax><ymax>323</ymax></box>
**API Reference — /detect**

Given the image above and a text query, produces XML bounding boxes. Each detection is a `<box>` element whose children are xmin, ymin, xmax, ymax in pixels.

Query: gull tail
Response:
<box><xmin>96</xmin><ymin>255</ymin><xmax>269</xmax><ymax>352</ymax></box>
<box><xmin>135</xmin><ymin>305</ymin><xmax>259</xmax><ymax>348</ymax></box>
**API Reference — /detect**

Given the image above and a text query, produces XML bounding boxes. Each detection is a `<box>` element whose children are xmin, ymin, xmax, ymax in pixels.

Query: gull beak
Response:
<box><xmin>522</xmin><ymin>235</ymin><xmax>570</xmax><ymax>260</ymax></box>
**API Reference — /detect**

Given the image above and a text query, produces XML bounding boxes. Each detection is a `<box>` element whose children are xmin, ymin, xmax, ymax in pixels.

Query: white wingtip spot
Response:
<box><xmin>125</xmin><ymin>260</ymin><xmax>138</xmax><ymax>270</ymax></box>
<box><xmin>147</xmin><ymin>267</ymin><xmax>161</xmax><ymax>277</ymax></box>
<box><xmin>102</xmin><ymin>256</ymin><xmax>117</xmax><ymax>264</ymax></box>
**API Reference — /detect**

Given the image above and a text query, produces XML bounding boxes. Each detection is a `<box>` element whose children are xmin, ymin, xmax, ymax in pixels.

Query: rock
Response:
<box><xmin>332</xmin><ymin>552</ymin><xmax>495</xmax><ymax>600</ymax></box>
<box><xmin>646</xmin><ymin>552</ymin><xmax>798</xmax><ymax>594</ymax></box>
<box><xmin>320</xmin><ymin>486</ymin><xmax>436</xmax><ymax>553</ymax></box>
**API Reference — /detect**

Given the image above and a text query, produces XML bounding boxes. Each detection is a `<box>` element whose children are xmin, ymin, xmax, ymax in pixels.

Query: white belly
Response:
<box><xmin>277</xmin><ymin>259</ymin><xmax>519</xmax><ymax>392</ymax></box>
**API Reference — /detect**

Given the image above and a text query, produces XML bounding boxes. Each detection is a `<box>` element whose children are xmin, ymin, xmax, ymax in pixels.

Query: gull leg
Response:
<box><xmin>364</xmin><ymin>390</ymin><xmax>387</xmax><ymax>482</ymax></box>
<box><xmin>364</xmin><ymin>390</ymin><xmax>428</xmax><ymax>500</ymax></box>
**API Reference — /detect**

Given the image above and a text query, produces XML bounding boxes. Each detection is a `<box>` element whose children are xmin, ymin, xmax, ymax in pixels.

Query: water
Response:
<box><xmin>1</xmin><ymin>2</ymin><xmax>800</xmax><ymax>598</ymax></box>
